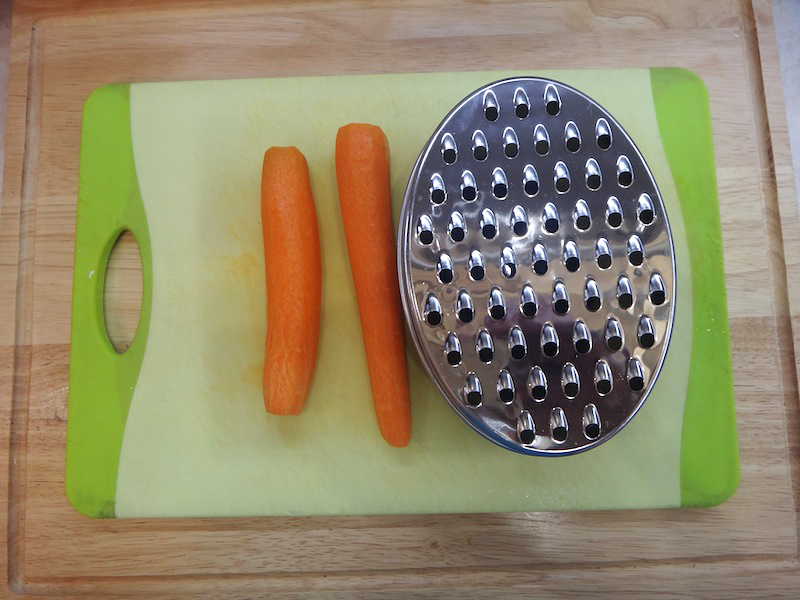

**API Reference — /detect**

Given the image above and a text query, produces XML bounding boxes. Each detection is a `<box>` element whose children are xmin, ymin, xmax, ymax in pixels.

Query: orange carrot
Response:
<box><xmin>335</xmin><ymin>124</ymin><xmax>411</xmax><ymax>447</ymax></box>
<box><xmin>261</xmin><ymin>147</ymin><xmax>322</xmax><ymax>415</ymax></box>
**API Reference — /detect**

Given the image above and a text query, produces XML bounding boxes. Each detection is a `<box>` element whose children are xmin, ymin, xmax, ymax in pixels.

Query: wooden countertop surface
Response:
<box><xmin>1</xmin><ymin>0</ymin><xmax>798</xmax><ymax>596</ymax></box>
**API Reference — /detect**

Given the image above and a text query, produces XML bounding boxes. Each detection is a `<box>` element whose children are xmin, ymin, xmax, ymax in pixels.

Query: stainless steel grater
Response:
<box><xmin>398</xmin><ymin>77</ymin><xmax>676</xmax><ymax>455</ymax></box>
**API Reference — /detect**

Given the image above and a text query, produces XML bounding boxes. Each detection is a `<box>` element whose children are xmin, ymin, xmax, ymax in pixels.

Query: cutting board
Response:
<box><xmin>65</xmin><ymin>67</ymin><xmax>737</xmax><ymax>518</ymax></box>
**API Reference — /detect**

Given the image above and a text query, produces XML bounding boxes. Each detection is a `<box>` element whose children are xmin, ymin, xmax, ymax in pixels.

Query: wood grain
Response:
<box><xmin>1</xmin><ymin>0</ymin><xmax>799</xmax><ymax>596</ymax></box>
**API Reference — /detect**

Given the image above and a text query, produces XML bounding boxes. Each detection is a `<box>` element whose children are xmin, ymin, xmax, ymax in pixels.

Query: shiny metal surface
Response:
<box><xmin>398</xmin><ymin>77</ymin><xmax>676</xmax><ymax>455</ymax></box>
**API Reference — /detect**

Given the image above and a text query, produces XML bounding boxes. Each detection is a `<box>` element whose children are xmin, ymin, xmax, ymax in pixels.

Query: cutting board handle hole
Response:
<box><xmin>103</xmin><ymin>230</ymin><xmax>143</xmax><ymax>354</ymax></box>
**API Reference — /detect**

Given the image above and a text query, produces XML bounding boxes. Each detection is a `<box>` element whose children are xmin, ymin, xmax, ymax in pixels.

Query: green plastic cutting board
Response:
<box><xmin>66</xmin><ymin>68</ymin><xmax>738</xmax><ymax>518</ymax></box>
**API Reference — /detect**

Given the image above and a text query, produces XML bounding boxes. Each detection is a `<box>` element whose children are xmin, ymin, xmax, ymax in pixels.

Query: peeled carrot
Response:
<box><xmin>335</xmin><ymin>124</ymin><xmax>411</xmax><ymax>447</ymax></box>
<box><xmin>261</xmin><ymin>147</ymin><xmax>322</xmax><ymax>415</ymax></box>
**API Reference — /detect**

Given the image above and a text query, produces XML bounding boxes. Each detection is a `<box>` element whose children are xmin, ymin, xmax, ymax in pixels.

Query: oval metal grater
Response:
<box><xmin>398</xmin><ymin>77</ymin><xmax>676</xmax><ymax>455</ymax></box>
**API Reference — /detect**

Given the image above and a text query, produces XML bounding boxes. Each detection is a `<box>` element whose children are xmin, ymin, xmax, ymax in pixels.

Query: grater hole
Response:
<box><xmin>462</xmin><ymin>186</ymin><xmax>476</xmax><ymax>202</ymax></box>
<box><xmin>575</xmin><ymin>339</ymin><xmax>590</xmax><ymax>354</ymax></box>
<box><xmin>598</xmin><ymin>135</ymin><xmax>611</xmax><ymax>149</ymax></box>
<box><xmin>445</xmin><ymin>333</ymin><xmax>462</xmax><ymax>366</ymax></box>
<box><xmin>524</xmin><ymin>180</ymin><xmax>539</xmax><ymax>196</ymax></box>
<box><xmin>436</xmin><ymin>253</ymin><xmax>454</xmax><ymax>284</ymax></box>
<box><xmin>587</xmin><ymin>174</ymin><xmax>601</xmax><ymax>190</ymax></box>
<box><xmin>545</xmin><ymin>219</ymin><xmax>559</xmax><ymax>234</ymax></box>
<box><xmin>461</xmin><ymin>170</ymin><xmax>477</xmax><ymax>202</ymax></box>
<box><xmin>552</xmin><ymin>426</ymin><xmax>567</xmax><ymax>442</ymax></box>
<box><xmin>515</xmin><ymin>105</ymin><xmax>529</xmax><ymax>119</ymax></box>
<box><xmin>518</xmin><ymin>410</ymin><xmax>536</xmax><ymax>445</ymax></box>
<box><xmin>514</xmin><ymin>222</ymin><xmax>528</xmax><ymax>236</ymax></box>
<box><xmin>509</xmin><ymin>326</ymin><xmax>527</xmax><ymax>359</ymax></box>
<box><xmin>565</xmin><ymin>121</ymin><xmax>581</xmax><ymax>153</ymax></box>
<box><xmin>543</xmin><ymin>202</ymin><xmax>560</xmax><ymax>233</ymax></box>
<box><xmin>470</xmin><ymin>266</ymin><xmax>485</xmax><ymax>281</ymax></box>
<box><xmin>553</xmin><ymin>281</ymin><xmax>570</xmax><ymax>315</ymax></box>
<box><xmin>472</xmin><ymin>130</ymin><xmax>488</xmax><ymax>161</ymax></box>
<box><xmin>505</xmin><ymin>144</ymin><xmax>518</xmax><ymax>158</ymax></box>
<box><xmin>638</xmin><ymin>315</ymin><xmax>656</xmax><ymax>348</ymax></box>
<box><xmin>585</xmin><ymin>423</ymin><xmax>600</xmax><ymax>439</ymax></box>
<box><xmin>536</xmin><ymin>140</ymin><xmax>550</xmax><ymax>155</ymax></box>
<box><xmin>441</xmin><ymin>133</ymin><xmax>457</xmax><ymax>165</ymax></box>
<box><xmin>448</xmin><ymin>211</ymin><xmax>466</xmax><ymax>242</ymax></box>
<box><xmin>596</xmin><ymin>379</ymin><xmax>611</xmax><ymax>395</ymax></box>
<box><xmin>596</xmin><ymin>238</ymin><xmax>612</xmax><ymax>270</ymax></box>
<box><xmin>532</xmin><ymin>386</ymin><xmax>546</xmax><ymax>400</ymax></box>
<box><xmin>498</xmin><ymin>370</ymin><xmax>515</xmax><ymax>404</ymax></box>
<box><xmin>586</xmin><ymin>297</ymin><xmax>600</xmax><ymax>312</ymax></box>
<box><xmin>562</xmin><ymin>363</ymin><xmax>580</xmax><ymax>399</ymax></box>
<box><xmin>431</xmin><ymin>189</ymin><xmax>446</xmax><ymax>204</ymax></box>
<box><xmin>417</xmin><ymin>214</ymin><xmax>434</xmax><ymax>245</ymax></box>
<box><xmin>438</xmin><ymin>268</ymin><xmax>453</xmax><ymax>284</ymax></box>
<box><xmin>546</xmin><ymin>102</ymin><xmax>559</xmax><ymax>116</ymax></box>
<box><xmin>576</xmin><ymin>216</ymin><xmax>590</xmax><ymax>230</ymax></box>
<box><xmin>501</xmin><ymin>246</ymin><xmax>517</xmax><ymax>278</ymax></box>
<box><xmin>627</xmin><ymin>235</ymin><xmax>644</xmax><ymax>266</ymax></box>
<box><xmin>651</xmin><ymin>290</ymin><xmax>665</xmax><ymax>305</ymax></box>
<box><xmin>564</xmin><ymin>383</ymin><xmax>578</xmax><ymax>398</ymax></box>
<box><xmin>424</xmin><ymin>294</ymin><xmax>442</xmax><ymax>326</ymax></box>
<box><xmin>534</xmin><ymin>260</ymin><xmax>548</xmax><ymax>276</ymax></box>
<box><xmin>545</xmin><ymin>85</ymin><xmax>561</xmax><ymax>116</ymax></box>
<box><xmin>629</xmin><ymin>376</ymin><xmax>644</xmax><ymax>392</ymax></box>
<box><xmin>514</xmin><ymin>89</ymin><xmax>531</xmax><ymax>119</ymax></box>
<box><xmin>480</xmin><ymin>208</ymin><xmax>497</xmax><ymax>239</ymax></box>
<box><xmin>585</xmin><ymin>158</ymin><xmax>602</xmax><ymax>191</ymax></box>
<box><xmin>489</xmin><ymin>287</ymin><xmax>506</xmax><ymax>320</ymax></box>
<box><xmin>476</xmin><ymin>329</ymin><xmax>494</xmax><ymax>363</ymax></box>
<box><xmin>520</xmin><ymin>284</ymin><xmax>537</xmax><ymax>318</ymax></box>
<box><xmin>567</xmin><ymin>138</ymin><xmax>580</xmax><ymax>152</ymax></box>
<box><xmin>566</xmin><ymin>258</ymin><xmax>579</xmax><ymax>272</ymax></box>
<box><xmin>485</xmin><ymin>107</ymin><xmax>499</xmax><ymax>121</ymax></box>
<box><xmin>484</xmin><ymin>90</ymin><xmax>500</xmax><ymax>123</ymax></box>
<box><xmin>637</xmin><ymin>193</ymin><xmax>656</xmax><ymax>225</ymax></box>
<box><xmin>543</xmin><ymin>342</ymin><xmax>558</xmax><ymax>357</ymax></box>
<box><xmin>468</xmin><ymin>250</ymin><xmax>485</xmax><ymax>281</ymax></box>
<box><xmin>555</xmin><ymin>161</ymin><xmax>570</xmax><ymax>193</ymax></box>
<box><xmin>494</xmin><ymin>183</ymin><xmax>508</xmax><ymax>198</ymax></box>
<box><xmin>608</xmin><ymin>213</ymin><xmax>622</xmax><ymax>228</ymax></box>
<box><xmin>457</xmin><ymin>290</ymin><xmax>474</xmax><ymax>323</ymax></box>
<box><xmin>605</xmin><ymin>318</ymin><xmax>624</xmax><ymax>352</ymax></box>
<box><xmin>522</xmin><ymin>302</ymin><xmax>537</xmax><ymax>317</ymax></box>
<box><xmin>617</xmin><ymin>155</ymin><xmax>633</xmax><ymax>187</ymax></box>
<box><xmin>618</xmin><ymin>293</ymin><xmax>633</xmax><ymax>309</ymax></box>
<box><xmin>596</xmin><ymin>118</ymin><xmax>612</xmax><ymax>150</ymax></box>
<box><xmin>467</xmin><ymin>392</ymin><xmax>482</xmax><ymax>406</ymax></box>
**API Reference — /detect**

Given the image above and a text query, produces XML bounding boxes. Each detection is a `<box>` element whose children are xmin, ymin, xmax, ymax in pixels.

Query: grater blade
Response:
<box><xmin>398</xmin><ymin>77</ymin><xmax>676</xmax><ymax>455</ymax></box>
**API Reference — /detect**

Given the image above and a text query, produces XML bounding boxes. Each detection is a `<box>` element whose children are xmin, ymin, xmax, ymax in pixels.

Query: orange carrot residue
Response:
<box><xmin>335</xmin><ymin>124</ymin><xmax>411</xmax><ymax>447</ymax></box>
<box><xmin>261</xmin><ymin>147</ymin><xmax>322</xmax><ymax>415</ymax></box>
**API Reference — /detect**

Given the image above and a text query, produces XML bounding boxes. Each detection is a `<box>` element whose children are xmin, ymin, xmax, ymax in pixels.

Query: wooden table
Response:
<box><xmin>1</xmin><ymin>0</ymin><xmax>798</xmax><ymax>596</ymax></box>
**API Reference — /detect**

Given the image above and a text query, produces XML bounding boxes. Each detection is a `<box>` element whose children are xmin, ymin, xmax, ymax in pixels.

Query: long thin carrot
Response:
<box><xmin>335</xmin><ymin>124</ymin><xmax>411</xmax><ymax>447</ymax></box>
<box><xmin>261</xmin><ymin>147</ymin><xmax>322</xmax><ymax>415</ymax></box>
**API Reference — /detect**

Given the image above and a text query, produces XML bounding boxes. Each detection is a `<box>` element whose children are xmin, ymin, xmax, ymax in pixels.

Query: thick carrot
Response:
<box><xmin>335</xmin><ymin>124</ymin><xmax>411</xmax><ymax>447</ymax></box>
<box><xmin>261</xmin><ymin>147</ymin><xmax>322</xmax><ymax>415</ymax></box>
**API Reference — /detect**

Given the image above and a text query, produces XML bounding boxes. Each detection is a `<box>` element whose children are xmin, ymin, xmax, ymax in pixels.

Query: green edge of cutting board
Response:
<box><xmin>65</xmin><ymin>83</ymin><xmax>153</xmax><ymax>518</ymax></box>
<box><xmin>65</xmin><ymin>68</ymin><xmax>737</xmax><ymax>517</ymax></box>
<box><xmin>650</xmin><ymin>68</ymin><xmax>739</xmax><ymax>506</ymax></box>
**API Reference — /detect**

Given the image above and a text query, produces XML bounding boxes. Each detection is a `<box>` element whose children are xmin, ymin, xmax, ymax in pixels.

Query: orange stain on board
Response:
<box><xmin>241</xmin><ymin>362</ymin><xmax>263</xmax><ymax>388</ymax></box>
<box><xmin>225</xmin><ymin>252</ymin><xmax>259</xmax><ymax>281</ymax></box>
